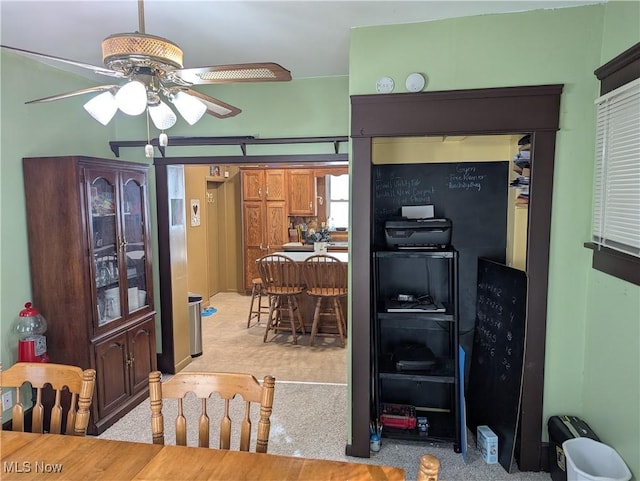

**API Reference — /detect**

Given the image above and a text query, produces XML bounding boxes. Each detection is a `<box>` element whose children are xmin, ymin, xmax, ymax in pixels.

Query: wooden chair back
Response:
<box><xmin>1</xmin><ymin>362</ymin><xmax>96</xmax><ymax>436</ymax></box>
<box><xmin>149</xmin><ymin>371</ymin><xmax>276</xmax><ymax>453</ymax></box>
<box><xmin>256</xmin><ymin>254</ymin><xmax>304</xmax><ymax>295</ymax></box>
<box><xmin>302</xmin><ymin>254</ymin><xmax>347</xmax><ymax>296</ymax></box>
<box><xmin>417</xmin><ymin>454</ymin><xmax>440</xmax><ymax>481</ymax></box>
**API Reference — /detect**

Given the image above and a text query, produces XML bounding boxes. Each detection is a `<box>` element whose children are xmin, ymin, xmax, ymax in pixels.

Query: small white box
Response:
<box><xmin>477</xmin><ymin>425</ymin><xmax>498</xmax><ymax>464</ymax></box>
<box><xmin>401</xmin><ymin>205</ymin><xmax>434</xmax><ymax>219</ymax></box>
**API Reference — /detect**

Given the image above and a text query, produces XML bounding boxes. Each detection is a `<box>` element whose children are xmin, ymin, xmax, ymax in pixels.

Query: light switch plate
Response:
<box><xmin>2</xmin><ymin>391</ymin><xmax>12</xmax><ymax>411</ymax></box>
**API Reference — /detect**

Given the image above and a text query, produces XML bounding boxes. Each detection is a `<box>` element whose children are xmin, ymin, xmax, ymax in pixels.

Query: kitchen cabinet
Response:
<box><xmin>241</xmin><ymin>169</ymin><xmax>288</xmax><ymax>291</ymax></box>
<box><xmin>242</xmin><ymin>169</ymin><xmax>286</xmax><ymax>202</ymax></box>
<box><xmin>288</xmin><ymin>169</ymin><xmax>316</xmax><ymax>215</ymax></box>
<box><xmin>23</xmin><ymin>156</ymin><xmax>157</xmax><ymax>435</ymax></box>
<box><xmin>373</xmin><ymin>248</ymin><xmax>460</xmax><ymax>451</ymax></box>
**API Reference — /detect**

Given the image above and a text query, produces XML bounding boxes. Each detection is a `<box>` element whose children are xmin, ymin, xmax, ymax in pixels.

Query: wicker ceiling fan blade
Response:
<box><xmin>25</xmin><ymin>85</ymin><xmax>119</xmax><ymax>104</ymax></box>
<box><xmin>1</xmin><ymin>44</ymin><xmax>124</xmax><ymax>78</ymax></box>
<box><xmin>173</xmin><ymin>62</ymin><xmax>291</xmax><ymax>85</ymax></box>
<box><xmin>179</xmin><ymin>89</ymin><xmax>242</xmax><ymax>119</ymax></box>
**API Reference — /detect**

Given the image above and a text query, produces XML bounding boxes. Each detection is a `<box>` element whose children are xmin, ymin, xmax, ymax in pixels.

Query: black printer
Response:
<box><xmin>384</xmin><ymin>218</ymin><xmax>452</xmax><ymax>249</ymax></box>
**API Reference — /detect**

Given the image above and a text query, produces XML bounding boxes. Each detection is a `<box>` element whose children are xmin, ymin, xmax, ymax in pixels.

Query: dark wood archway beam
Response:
<box><xmin>348</xmin><ymin>85</ymin><xmax>563</xmax><ymax>470</ymax></box>
<box><xmin>109</xmin><ymin>135</ymin><xmax>348</xmax><ymax>158</ymax></box>
<box><xmin>153</xmin><ymin>153</ymin><xmax>348</xmax><ymax>166</ymax></box>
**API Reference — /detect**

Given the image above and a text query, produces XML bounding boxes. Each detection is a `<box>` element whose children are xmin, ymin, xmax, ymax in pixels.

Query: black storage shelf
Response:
<box><xmin>377</xmin><ymin>356</ymin><xmax>455</xmax><ymax>383</ymax></box>
<box><xmin>375</xmin><ymin>249</ymin><xmax>456</xmax><ymax>259</ymax></box>
<box><xmin>381</xmin><ymin>410</ymin><xmax>457</xmax><ymax>443</ymax></box>
<box><xmin>373</xmin><ymin>247</ymin><xmax>460</xmax><ymax>452</ymax></box>
<box><xmin>378</xmin><ymin>310</ymin><xmax>455</xmax><ymax>326</ymax></box>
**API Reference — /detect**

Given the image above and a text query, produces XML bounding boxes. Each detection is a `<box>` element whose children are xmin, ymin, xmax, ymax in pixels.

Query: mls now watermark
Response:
<box><xmin>4</xmin><ymin>461</ymin><xmax>63</xmax><ymax>474</ymax></box>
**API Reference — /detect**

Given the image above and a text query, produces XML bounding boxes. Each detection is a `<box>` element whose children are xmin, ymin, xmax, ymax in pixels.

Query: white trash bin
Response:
<box><xmin>562</xmin><ymin>437</ymin><xmax>631</xmax><ymax>481</ymax></box>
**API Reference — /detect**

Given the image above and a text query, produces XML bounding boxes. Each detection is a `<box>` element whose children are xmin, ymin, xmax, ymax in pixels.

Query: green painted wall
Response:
<box><xmin>349</xmin><ymin>2</ymin><xmax>638</xmax><ymax>477</ymax></box>
<box><xmin>2</xmin><ymin>4</ymin><xmax>638</xmax><ymax>476</ymax></box>
<box><xmin>1</xmin><ymin>51</ymin><xmax>115</xmax><ymax>368</ymax></box>
<box><xmin>0</xmin><ymin>48</ymin><xmax>348</xmax><ymax>419</ymax></box>
<box><xmin>583</xmin><ymin>1</ymin><xmax>640</xmax><ymax>478</ymax></box>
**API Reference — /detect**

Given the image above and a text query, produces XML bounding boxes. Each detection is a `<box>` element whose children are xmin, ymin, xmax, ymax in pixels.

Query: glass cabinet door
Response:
<box><xmin>89</xmin><ymin>172</ymin><xmax>122</xmax><ymax>327</ymax></box>
<box><xmin>122</xmin><ymin>173</ymin><xmax>149</xmax><ymax>314</ymax></box>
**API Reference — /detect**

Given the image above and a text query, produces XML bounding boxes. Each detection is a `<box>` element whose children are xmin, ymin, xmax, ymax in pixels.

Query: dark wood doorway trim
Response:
<box><xmin>348</xmin><ymin>85</ymin><xmax>563</xmax><ymax>471</ymax></box>
<box><xmin>153</xmin><ymin>147</ymin><xmax>347</xmax><ymax>373</ymax></box>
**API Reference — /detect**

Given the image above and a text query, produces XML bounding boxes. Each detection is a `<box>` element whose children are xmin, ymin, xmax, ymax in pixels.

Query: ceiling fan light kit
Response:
<box><xmin>83</xmin><ymin>91</ymin><xmax>118</xmax><ymax>125</ymax></box>
<box><xmin>1</xmin><ymin>0</ymin><xmax>292</xmax><ymax>156</ymax></box>
<box><xmin>115</xmin><ymin>80</ymin><xmax>148</xmax><ymax>115</ymax></box>
<box><xmin>171</xmin><ymin>91</ymin><xmax>207</xmax><ymax>125</ymax></box>
<box><xmin>148</xmin><ymin>101</ymin><xmax>177</xmax><ymax>130</ymax></box>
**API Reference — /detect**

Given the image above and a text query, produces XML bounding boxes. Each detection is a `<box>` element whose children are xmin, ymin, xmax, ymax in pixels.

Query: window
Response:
<box><xmin>592</xmin><ymin>78</ymin><xmax>640</xmax><ymax>258</ymax></box>
<box><xmin>588</xmin><ymin>74</ymin><xmax>640</xmax><ymax>286</ymax></box>
<box><xmin>327</xmin><ymin>175</ymin><xmax>349</xmax><ymax>229</ymax></box>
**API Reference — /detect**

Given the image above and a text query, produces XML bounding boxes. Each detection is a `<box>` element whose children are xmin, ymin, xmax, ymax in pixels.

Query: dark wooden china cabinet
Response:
<box><xmin>23</xmin><ymin>155</ymin><xmax>156</xmax><ymax>435</ymax></box>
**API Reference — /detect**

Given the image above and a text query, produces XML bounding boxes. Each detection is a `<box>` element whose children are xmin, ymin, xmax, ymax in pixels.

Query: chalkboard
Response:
<box><xmin>466</xmin><ymin>258</ymin><xmax>527</xmax><ymax>473</ymax></box>
<box><xmin>372</xmin><ymin>162</ymin><xmax>510</xmax><ymax>343</ymax></box>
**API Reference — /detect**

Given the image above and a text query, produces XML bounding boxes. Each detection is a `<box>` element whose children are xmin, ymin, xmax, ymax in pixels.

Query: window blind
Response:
<box><xmin>593</xmin><ymin>77</ymin><xmax>640</xmax><ymax>257</ymax></box>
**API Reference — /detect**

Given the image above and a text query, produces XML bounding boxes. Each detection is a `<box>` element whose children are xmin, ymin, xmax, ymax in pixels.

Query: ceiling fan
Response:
<box><xmin>1</xmin><ymin>0</ymin><xmax>291</xmax><ymax>142</ymax></box>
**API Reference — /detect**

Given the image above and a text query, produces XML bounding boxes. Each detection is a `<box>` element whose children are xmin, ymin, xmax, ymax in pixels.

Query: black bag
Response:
<box><xmin>548</xmin><ymin>415</ymin><xmax>599</xmax><ymax>481</ymax></box>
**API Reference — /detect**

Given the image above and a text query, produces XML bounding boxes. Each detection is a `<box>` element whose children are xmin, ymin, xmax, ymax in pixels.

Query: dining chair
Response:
<box><xmin>301</xmin><ymin>254</ymin><xmax>347</xmax><ymax>347</ymax></box>
<box><xmin>256</xmin><ymin>254</ymin><xmax>306</xmax><ymax>344</ymax></box>
<box><xmin>417</xmin><ymin>453</ymin><xmax>440</xmax><ymax>481</ymax></box>
<box><xmin>148</xmin><ymin>371</ymin><xmax>276</xmax><ymax>453</ymax></box>
<box><xmin>1</xmin><ymin>362</ymin><xmax>96</xmax><ymax>436</ymax></box>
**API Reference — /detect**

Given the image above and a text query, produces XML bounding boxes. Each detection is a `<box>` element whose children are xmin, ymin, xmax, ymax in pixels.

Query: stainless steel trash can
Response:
<box><xmin>188</xmin><ymin>293</ymin><xmax>203</xmax><ymax>357</ymax></box>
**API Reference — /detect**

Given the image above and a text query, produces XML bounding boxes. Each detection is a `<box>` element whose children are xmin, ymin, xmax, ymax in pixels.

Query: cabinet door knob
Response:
<box><xmin>258</xmin><ymin>187</ymin><xmax>262</xmax><ymax>198</ymax></box>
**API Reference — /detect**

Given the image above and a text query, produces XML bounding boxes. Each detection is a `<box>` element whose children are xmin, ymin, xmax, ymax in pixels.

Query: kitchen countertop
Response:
<box><xmin>271</xmin><ymin>251</ymin><xmax>349</xmax><ymax>263</ymax></box>
<box><xmin>283</xmin><ymin>242</ymin><xmax>348</xmax><ymax>252</ymax></box>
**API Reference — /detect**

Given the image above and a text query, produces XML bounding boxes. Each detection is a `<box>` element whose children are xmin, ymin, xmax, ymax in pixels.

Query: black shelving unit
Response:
<box><xmin>373</xmin><ymin>248</ymin><xmax>460</xmax><ymax>451</ymax></box>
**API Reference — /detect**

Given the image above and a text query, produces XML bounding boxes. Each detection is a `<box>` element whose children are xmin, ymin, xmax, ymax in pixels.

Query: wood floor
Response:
<box><xmin>184</xmin><ymin>292</ymin><xmax>347</xmax><ymax>384</ymax></box>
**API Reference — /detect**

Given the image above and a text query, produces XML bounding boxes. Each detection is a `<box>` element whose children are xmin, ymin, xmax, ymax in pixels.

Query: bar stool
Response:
<box><xmin>246</xmin><ymin>277</ymin><xmax>271</xmax><ymax>328</ymax></box>
<box><xmin>302</xmin><ymin>254</ymin><xmax>347</xmax><ymax>347</ymax></box>
<box><xmin>257</xmin><ymin>254</ymin><xmax>306</xmax><ymax>344</ymax></box>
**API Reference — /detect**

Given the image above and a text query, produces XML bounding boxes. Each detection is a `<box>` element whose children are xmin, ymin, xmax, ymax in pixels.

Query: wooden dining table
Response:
<box><xmin>1</xmin><ymin>431</ymin><xmax>405</xmax><ymax>480</ymax></box>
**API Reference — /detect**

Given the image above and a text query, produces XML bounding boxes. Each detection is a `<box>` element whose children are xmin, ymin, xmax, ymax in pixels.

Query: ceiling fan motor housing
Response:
<box><xmin>102</xmin><ymin>33</ymin><xmax>184</xmax><ymax>72</ymax></box>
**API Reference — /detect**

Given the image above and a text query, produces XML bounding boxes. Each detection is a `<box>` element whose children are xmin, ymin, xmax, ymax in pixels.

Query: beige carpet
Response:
<box><xmin>186</xmin><ymin>291</ymin><xmax>347</xmax><ymax>384</ymax></box>
<box><xmin>98</xmin><ymin>292</ymin><xmax>552</xmax><ymax>480</ymax></box>
<box><xmin>98</xmin><ymin>379</ymin><xmax>551</xmax><ymax>481</ymax></box>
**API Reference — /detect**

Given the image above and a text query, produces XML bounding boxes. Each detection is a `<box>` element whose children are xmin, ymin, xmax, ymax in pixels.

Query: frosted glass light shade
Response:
<box><xmin>115</xmin><ymin>81</ymin><xmax>147</xmax><ymax>115</ymax></box>
<box><xmin>83</xmin><ymin>91</ymin><xmax>118</xmax><ymax>125</ymax></box>
<box><xmin>159</xmin><ymin>132</ymin><xmax>168</xmax><ymax>147</ymax></box>
<box><xmin>149</xmin><ymin>101</ymin><xmax>177</xmax><ymax>130</ymax></box>
<box><xmin>172</xmin><ymin>91</ymin><xmax>207</xmax><ymax>125</ymax></box>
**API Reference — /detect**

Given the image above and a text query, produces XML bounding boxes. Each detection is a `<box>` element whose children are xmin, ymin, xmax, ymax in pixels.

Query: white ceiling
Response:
<box><xmin>1</xmin><ymin>0</ymin><xmax>600</xmax><ymax>79</ymax></box>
